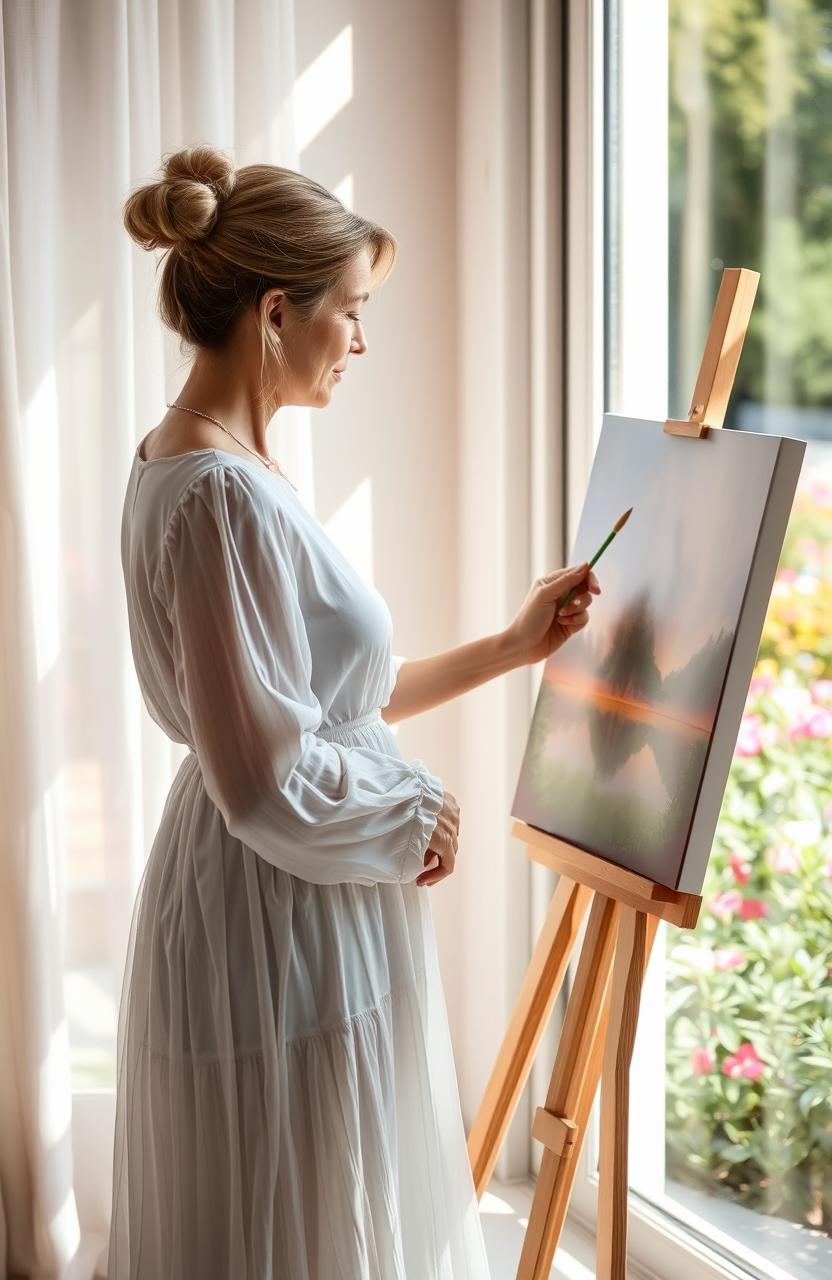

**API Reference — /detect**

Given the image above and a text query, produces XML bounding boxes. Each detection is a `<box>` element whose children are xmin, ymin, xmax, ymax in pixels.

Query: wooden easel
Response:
<box><xmin>467</xmin><ymin>267</ymin><xmax>760</xmax><ymax>1279</ymax></box>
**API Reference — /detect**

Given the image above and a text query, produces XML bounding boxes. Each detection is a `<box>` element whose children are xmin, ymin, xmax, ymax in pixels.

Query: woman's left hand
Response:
<box><xmin>505</xmin><ymin>562</ymin><xmax>601</xmax><ymax>666</ymax></box>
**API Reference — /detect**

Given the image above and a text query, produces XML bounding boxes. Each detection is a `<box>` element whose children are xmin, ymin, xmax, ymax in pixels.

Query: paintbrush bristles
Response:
<box><xmin>613</xmin><ymin>507</ymin><xmax>633</xmax><ymax>533</ymax></box>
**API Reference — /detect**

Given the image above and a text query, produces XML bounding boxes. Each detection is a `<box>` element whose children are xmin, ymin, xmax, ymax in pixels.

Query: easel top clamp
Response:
<box><xmin>665</xmin><ymin>266</ymin><xmax>760</xmax><ymax>436</ymax></box>
<box><xmin>467</xmin><ymin>266</ymin><xmax>760</xmax><ymax>1280</ymax></box>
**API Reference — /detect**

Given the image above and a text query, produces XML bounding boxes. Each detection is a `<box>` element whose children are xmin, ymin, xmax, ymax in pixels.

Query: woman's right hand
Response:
<box><xmin>415</xmin><ymin>789</ymin><xmax>460</xmax><ymax>888</ymax></box>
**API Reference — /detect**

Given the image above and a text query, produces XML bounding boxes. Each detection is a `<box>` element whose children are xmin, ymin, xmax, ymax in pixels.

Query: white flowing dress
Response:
<box><xmin>107</xmin><ymin>445</ymin><xmax>492</xmax><ymax>1280</ymax></box>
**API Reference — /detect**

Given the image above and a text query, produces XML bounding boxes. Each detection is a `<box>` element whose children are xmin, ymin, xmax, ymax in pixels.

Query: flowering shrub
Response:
<box><xmin>665</xmin><ymin>464</ymin><xmax>832</xmax><ymax>1234</ymax></box>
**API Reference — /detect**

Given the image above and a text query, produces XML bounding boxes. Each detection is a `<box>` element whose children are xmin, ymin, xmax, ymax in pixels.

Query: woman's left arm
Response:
<box><xmin>381</xmin><ymin>561</ymin><xmax>600</xmax><ymax>726</ymax></box>
<box><xmin>381</xmin><ymin>630</ymin><xmax>524</xmax><ymax>726</ymax></box>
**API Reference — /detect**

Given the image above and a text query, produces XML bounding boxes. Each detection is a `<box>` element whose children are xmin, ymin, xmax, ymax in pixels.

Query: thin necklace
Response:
<box><xmin>165</xmin><ymin>402</ymin><xmax>298</xmax><ymax>491</ymax></box>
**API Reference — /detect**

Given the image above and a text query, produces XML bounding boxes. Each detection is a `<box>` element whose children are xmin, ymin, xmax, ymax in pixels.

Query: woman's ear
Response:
<box><xmin>263</xmin><ymin>288</ymin><xmax>284</xmax><ymax>330</ymax></box>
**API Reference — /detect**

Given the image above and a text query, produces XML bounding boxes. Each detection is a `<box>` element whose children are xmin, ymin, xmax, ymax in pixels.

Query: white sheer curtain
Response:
<box><xmin>0</xmin><ymin>2</ymin><xmax>297</xmax><ymax>1274</ymax></box>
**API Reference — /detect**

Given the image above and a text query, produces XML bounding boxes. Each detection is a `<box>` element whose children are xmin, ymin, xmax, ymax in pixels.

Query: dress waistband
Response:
<box><xmin>316</xmin><ymin>708</ymin><xmax>384</xmax><ymax>740</ymax></box>
<box><xmin>185</xmin><ymin>708</ymin><xmax>384</xmax><ymax>757</ymax></box>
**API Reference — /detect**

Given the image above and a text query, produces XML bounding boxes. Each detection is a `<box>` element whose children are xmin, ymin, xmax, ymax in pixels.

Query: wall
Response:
<box><xmin>292</xmin><ymin>0</ymin><xmax>549</xmax><ymax>1184</ymax></box>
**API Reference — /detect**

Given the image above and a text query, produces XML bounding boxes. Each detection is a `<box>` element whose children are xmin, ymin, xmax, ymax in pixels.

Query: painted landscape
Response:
<box><xmin>511</xmin><ymin>415</ymin><xmax>783</xmax><ymax>888</ymax></box>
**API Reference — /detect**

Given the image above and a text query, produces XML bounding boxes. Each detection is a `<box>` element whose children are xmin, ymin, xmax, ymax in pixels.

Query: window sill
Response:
<box><xmin>481</xmin><ymin>1177</ymin><xmax>600</xmax><ymax>1279</ymax></box>
<box><xmin>481</xmin><ymin>1175</ymin><xmax>809</xmax><ymax>1280</ymax></box>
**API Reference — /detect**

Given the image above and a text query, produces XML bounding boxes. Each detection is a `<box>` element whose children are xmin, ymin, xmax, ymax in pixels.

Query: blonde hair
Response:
<box><xmin>122</xmin><ymin>144</ymin><xmax>397</xmax><ymax>403</ymax></box>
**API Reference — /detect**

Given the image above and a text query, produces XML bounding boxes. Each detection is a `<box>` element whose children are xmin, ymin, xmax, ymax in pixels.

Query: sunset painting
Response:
<box><xmin>511</xmin><ymin>414</ymin><xmax>805</xmax><ymax>892</ymax></box>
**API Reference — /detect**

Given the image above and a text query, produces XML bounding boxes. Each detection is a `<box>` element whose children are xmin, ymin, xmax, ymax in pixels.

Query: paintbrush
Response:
<box><xmin>556</xmin><ymin>507</ymin><xmax>633</xmax><ymax>612</ymax></box>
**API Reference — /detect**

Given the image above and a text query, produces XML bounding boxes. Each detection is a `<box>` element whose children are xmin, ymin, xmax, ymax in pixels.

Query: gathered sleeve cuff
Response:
<box><xmin>404</xmin><ymin>759</ymin><xmax>445</xmax><ymax>878</ymax></box>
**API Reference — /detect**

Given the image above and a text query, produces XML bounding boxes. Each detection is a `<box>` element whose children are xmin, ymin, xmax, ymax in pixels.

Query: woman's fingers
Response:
<box><xmin>560</xmin><ymin>590</ymin><xmax>594</xmax><ymax>614</ymax></box>
<box><xmin>547</xmin><ymin>562</ymin><xmax>588</xmax><ymax>590</ymax></box>
<box><xmin>562</xmin><ymin>609</ymin><xmax>590</xmax><ymax>630</ymax></box>
<box><xmin>546</xmin><ymin>565</ymin><xmax>602</xmax><ymax>607</ymax></box>
<box><xmin>416</xmin><ymin>833</ymin><xmax>457</xmax><ymax>887</ymax></box>
<box><xmin>417</xmin><ymin>861</ymin><xmax>452</xmax><ymax>887</ymax></box>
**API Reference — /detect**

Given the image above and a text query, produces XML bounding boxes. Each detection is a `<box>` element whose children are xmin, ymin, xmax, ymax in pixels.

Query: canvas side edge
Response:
<box><xmin>676</xmin><ymin>436</ymin><xmax>807</xmax><ymax>895</ymax></box>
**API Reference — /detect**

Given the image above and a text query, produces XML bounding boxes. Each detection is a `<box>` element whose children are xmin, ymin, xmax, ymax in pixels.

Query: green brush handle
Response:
<box><xmin>557</xmin><ymin>529</ymin><xmax>615</xmax><ymax>611</ymax></box>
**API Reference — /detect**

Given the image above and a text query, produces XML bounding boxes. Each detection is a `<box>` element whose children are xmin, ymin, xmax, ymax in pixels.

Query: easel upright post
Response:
<box><xmin>466</xmin><ymin>267</ymin><xmax>759</xmax><ymax>1279</ymax></box>
<box><xmin>512</xmin><ymin>842</ymin><xmax>697</xmax><ymax>1280</ymax></box>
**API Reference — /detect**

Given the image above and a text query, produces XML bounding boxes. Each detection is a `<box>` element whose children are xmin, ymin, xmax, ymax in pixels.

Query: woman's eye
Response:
<box><xmin>348</xmin><ymin>313</ymin><xmax>362</xmax><ymax>322</ymax></box>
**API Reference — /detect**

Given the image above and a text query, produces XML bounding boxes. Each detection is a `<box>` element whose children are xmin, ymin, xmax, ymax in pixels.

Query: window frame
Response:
<box><xmin>533</xmin><ymin>4</ymin><xmax>790</xmax><ymax>1278</ymax></box>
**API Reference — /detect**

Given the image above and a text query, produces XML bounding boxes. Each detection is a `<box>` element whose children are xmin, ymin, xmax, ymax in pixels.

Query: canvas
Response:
<box><xmin>511</xmin><ymin>414</ymin><xmax>806</xmax><ymax>894</ymax></box>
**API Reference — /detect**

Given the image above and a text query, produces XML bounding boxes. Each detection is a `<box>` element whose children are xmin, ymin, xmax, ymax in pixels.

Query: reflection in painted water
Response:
<box><xmin>513</xmin><ymin>592</ymin><xmax>734</xmax><ymax>884</ymax></box>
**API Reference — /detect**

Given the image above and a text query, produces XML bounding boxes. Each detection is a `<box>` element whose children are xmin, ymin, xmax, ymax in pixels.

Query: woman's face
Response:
<box><xmin>272</xmin><ymin>247</ymin><xmax>373</xmax><ymax>407</ymax></box>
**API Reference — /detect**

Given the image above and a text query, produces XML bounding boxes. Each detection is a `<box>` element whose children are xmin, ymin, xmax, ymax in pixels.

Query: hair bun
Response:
<box><xmin>123</xmin><ymin>144</ymin><xmax>237</xmax><ymax>252</ymax></box>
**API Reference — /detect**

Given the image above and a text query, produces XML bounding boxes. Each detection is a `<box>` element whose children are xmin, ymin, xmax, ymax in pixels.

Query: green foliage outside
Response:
<box><xmin>669</xmin><ymin>0</ymin><xmax>832</xmax><ymax>411</ymax></box>
<box><xmin>665</xmin><ymin>1</ymin><xmax>832</xmax><ymax>1235</ymax></box>
<box><xmin>665</xmin><ymin>469</ymin><xmax>832</xmax><ymax>1232</ymax></box>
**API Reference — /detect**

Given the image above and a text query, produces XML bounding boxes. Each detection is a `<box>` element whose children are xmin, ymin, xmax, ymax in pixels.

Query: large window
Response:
<box><xmin>561</xmin><ymin>2</ymin><xmax>832</xmax><ymax>1277</ymax></box>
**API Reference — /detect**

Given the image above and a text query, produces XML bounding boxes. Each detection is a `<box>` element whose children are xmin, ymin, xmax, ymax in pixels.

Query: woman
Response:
<box><xmin>109</xmin><ymin>144</ymin><xmax>598</xmax><ymax>1279</ymax></box>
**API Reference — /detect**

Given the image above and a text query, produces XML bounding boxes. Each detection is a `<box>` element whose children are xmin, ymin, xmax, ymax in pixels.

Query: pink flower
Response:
<box><xmin>748</xmin><ymin>673</ymin><xmax>778</xmax><ymax>697</ymax></box>
<box><xmin>709</xmin><ymin>890</ymin><xmax>743</xmax><ymax>921</ymax></box>
<box><xmin>811</xmin><ymin>680</ymin><xmax>832</xmax><ymax>704</ymax></box>
<box><xmin>778</xmin><ymin>567</ymin><xmax>798</xmax><ymax>583</ymax></box>
<box><xmin>735</xmin><ymin>715</ymin><xmax>763</xmax><ymax>757</ymax></box>
<box><xmin>722</xmin><ymin>1043</ymin><xmax>765</xmax><ymax>1082</ymax></box>
<box><xmin>772</xmin><ymin>842</ymin><xmax>801</xmax><ymax>875</ymax></box>
<box><xmin>714</xmin><ymin>948</ymin><xmax>746</xmax><ymax>972</ymax></box>
<box><xmin>790</xmin><ymin>706</ymin><xmax>832</xmax><ymax>740</ymax></box>
<box><xmin>739</xmin><ymin>898</ymin><xmax>768</xmax><ymax>921</ymax></box>
<box><xmin>691</xmin><ymin>1047</ymin><xmax>714</xmax><ymax>1076</ymax></box>
<box><xmin>729</xmin><ymin>850</ymin><xmax>752</xmax><ymax>884</ymax></box>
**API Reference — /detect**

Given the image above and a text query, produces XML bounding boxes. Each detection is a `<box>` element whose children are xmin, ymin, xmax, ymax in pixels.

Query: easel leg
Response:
<box><xmin>596</xmin><ymin>908</ymin><xmax>659</xmax><ymax>1280</ymax></box>
<box><xmin>468</xmin><ymin>875</ymin><xmax>593</xmax><ymax>1196</ymax></box>
<box><xmin>517</xmin><ymin>893</ymin><xmax>619</xmax><ymax>1279</ymax></box>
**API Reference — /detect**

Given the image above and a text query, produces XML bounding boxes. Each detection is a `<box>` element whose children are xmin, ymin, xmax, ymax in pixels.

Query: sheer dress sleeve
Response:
<box><xmin>383</xmin><ymin>653</ymin><xmax>408</xmax><ymax>709</ymax></box>
<box><xmin>159</xmin><ymin>465</ymin><xmax>444</xmax><ymax>887</ymax></box>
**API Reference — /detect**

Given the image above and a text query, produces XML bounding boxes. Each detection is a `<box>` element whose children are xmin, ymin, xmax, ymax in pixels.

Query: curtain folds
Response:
<box><xmin>0</xmin><ymin>2</ymin><xmax>297</xmax><ymax>1274</ymax></box>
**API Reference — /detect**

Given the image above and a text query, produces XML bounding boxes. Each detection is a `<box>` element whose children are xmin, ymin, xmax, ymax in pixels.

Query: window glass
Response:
<box><xmin>605</xmin><ymin>2</ymin><xmax>832</xmax><ymax>1273</ymax></box>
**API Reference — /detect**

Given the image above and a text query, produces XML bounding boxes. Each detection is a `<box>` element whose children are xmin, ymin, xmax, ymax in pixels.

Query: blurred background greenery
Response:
<box><xmin>665</xmin><ymin>0</ymin><xmax>832</xmax><ymax>1247</ymax></box>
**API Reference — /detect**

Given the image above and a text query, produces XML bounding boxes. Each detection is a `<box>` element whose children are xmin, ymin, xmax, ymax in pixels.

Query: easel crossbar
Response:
<box><xmin>515</xmin><ymin>820</ymin><xmax>701</xmax><ymax>928</ymax></box>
